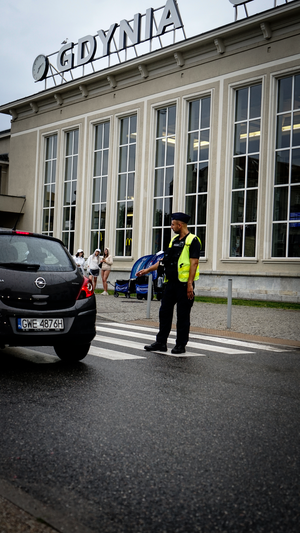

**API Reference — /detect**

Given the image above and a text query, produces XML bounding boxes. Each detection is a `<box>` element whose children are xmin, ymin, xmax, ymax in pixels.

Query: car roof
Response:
<box><xmin>0</xmin><ymin>228</ymin><xmax>65</xmax><ymax>246</ymax></box>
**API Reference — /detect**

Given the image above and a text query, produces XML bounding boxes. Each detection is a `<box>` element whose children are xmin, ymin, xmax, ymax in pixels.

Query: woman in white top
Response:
<box><xmin>100</xmin><ymin>247</ymin><xmax>113</xmax><ymax>295</ymax></box>
<box><xmin>86</xmin><ymin>249</ymin><xmax>101</xmax><ymax>290</ymax></box>
<box><xmin>73</xmin><ymin>249</ymin><xmax>85</xmax><ymax>275</ymax></box>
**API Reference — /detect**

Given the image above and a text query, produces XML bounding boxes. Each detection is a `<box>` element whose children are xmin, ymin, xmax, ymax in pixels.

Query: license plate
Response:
<box><xmin>17</xmin><ymin>318</ymin><xmax>64</xmax><ymax>331</ymax></box>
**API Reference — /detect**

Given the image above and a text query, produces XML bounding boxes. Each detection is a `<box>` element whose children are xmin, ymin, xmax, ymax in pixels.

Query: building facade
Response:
<box><xmin>0</xmin><ymin>1</ymin><xmax>300</xmax><ymax>301</ymax></box>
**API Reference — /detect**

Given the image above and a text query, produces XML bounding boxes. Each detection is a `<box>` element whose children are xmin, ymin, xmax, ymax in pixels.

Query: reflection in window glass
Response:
<box><xmin>276</xmin><ymin>114</ymin><xmax>291</xmax><ymax>149</ymax></box>
<box><xmin>278</xmin><ymin>77</ymin><xmax>292</xmax><ymax>113</ymax></box>
<box><xmin>185</xmin><ymin>97</ymin><xmax>210</xmax><ymax>257</ymax></box>
<box><xmin>272</xmin><ymin>74</ymin><xmax>300</xmax><ymax>257</ymax></box>
<box><xmin>291</xmin><ymin>148</ymin><xmax>300</xmax><ymax>184</ymax></box>
<box><xmin>233</xmin><ymin>157</ymin><xmax>246</xmax><ymax>189</ymax></box>
<box><xmin>294</xmin><ymin>74</ymin><xmax>300</xmax><ymax>110</ymax></box>
<box><xmin>246</xmin><ymin>189</ymin><xmax>257</xmax><ymax>222</ymax></box>
<box><xmin>273</xmin><ymin>187</ymin><xmax>288</xmax><ymax>222</ymax></box>
<box><xmin>230</xmin><ymin>84</ymin><xmax>261</xmax><ymax>257</ymax></box>
<box><xmin>250</xmin><ymin>84</ymin><xmax>262</xmax><ymax>119</ymax></box>
<box><xmin>91</xmin><ymin>122</ymin><xmax>110</xmax><ymax>254</ymax></box>
<box><xmin>234</xmin><ymin>123</ymin><xmax>247</xmax><ymax>155</ymax></box>
<box><xmin>189</xmin><ymin>100</ymin><xmax>199</xmax><ymax>131</ymax></box>
<box><xmin>272</xmin><ymin>223</ymin><xmax>287</xmax><ymax>257</ymax></box>
<box><xmin>245</xmin><ymin>225</ymin><xmax>256</xmax><ymax>257</ymax></box>
<box><xmin>42</xmin><ymin>135</ymin><xmax>57</xmax><ymax>237</ymax></box>
<box><xmin>116</xmin><ymin>115</ymin><xmax>137</xmax><ymax>256</ymax></box>
<box><xmin>231</xmin><ymin>191</ymin><xmax>244</xmax><ymax>224</ymax></box>
<box><xmin>293</xmin><ymin>111</ymin><xmax>300</xmax><ymax>147</ymax></box>
<box><xmin>152</xmin><ymin>106</ymin><xmax>176</xmax><ymax>254</ymax></box>
<box><xmin>236</xmin><ymin>88</ymin><xmax>248</xmax><ymax>122</ymax></box>
<box><xmin>275</xmin><ymin>151</ymin><xmax>289</xmax><ymax>185</ymax></box>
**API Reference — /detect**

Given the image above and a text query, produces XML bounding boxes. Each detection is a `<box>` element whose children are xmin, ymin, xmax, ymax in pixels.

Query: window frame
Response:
<box><xmin>61</xmin><ymin>128</ymin><xmax>79</xmax><ymax>254</ymax></box>
<box><xmin>229</xmin><ymin>83</ymin><xmax>262</xmax><ymax>259</ymax></box>
<box><xmin>115</xmin><ymin>114</ymin><xmax>137</xmax><ymax>258</ymax></box>
<box><xmin>184</xmin><ymin>95</ymin><xmax>211</xmax><ymax>258</ymax></box>
<box><xmin>42</xmin><ymin>134</ymin><xmax>57</xmax><ymax>237</ymax></box>
<box><xmin>271</xmin><ymin>72</ymin><xmax>300</xmax><ymax>259</ymax></box>
<box><xmin>151</xmin><ymin>104</ymin><xmax>177</xmax><ymax>254</ymax></box>
<box><xmin>90</xmin><ymin>120</ymin><xmax>110</xmax><ymax>254</ymax></box>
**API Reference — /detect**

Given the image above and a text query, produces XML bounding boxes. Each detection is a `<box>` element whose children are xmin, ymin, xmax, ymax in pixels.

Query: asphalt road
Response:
<box><xmin>0</xmin><ymin>319</ymin><xmax>299</xmax><ymax>532</ymax></box>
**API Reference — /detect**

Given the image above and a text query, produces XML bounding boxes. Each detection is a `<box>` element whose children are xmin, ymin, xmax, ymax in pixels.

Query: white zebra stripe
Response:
<box><xmin>95</xmin><ymin>326</ymin><xmax>253</xmax><ymax>355</ymax></box>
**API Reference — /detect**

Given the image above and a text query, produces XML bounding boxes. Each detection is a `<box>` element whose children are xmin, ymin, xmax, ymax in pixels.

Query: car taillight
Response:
<box><xmin>77</xmin><ymin>277</ymin><xmax>94</xmax><ymax>300</ymax></box>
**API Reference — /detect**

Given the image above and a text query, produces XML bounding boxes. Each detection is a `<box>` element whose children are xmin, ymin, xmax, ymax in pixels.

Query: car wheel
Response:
<box><xmin>54</xmin><ymin>342</ymin><xmax>91</xmax><ymax>362</ymax></box>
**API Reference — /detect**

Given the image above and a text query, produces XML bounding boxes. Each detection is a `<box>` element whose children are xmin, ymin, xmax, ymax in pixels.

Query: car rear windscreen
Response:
<box><xmin>0</xmin><ymin>234</ymin><xmax>74</xmax><ymax>272</ymax></box>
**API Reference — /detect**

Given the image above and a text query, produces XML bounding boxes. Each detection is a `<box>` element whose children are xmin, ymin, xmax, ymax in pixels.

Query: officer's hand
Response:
<box><xmin>187</xmin><ymin>281</ymin><xmax>194</xmax><ymax>300</ymax></box>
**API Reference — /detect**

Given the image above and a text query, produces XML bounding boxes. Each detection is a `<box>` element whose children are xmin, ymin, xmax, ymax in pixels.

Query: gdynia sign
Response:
<box><xmin>32</xmin><ymin>0</ymin><xmax>184</xmax><ymax>81</ymax></box>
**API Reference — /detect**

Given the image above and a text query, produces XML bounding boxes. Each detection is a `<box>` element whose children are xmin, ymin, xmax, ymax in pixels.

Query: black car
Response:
<box><xmin>0</xmin><ymin>229</ymin><xmax>96</xmax><ymax>362</ymax></box>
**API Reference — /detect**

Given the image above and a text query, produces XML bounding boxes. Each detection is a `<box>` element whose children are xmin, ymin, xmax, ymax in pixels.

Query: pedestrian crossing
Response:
<box><xmin>88</xmin><ymin>344</ymin><xmax>146</xmax><ymax>360</ymax></box>
<box><xmin>109</xmin><ymin>323</ymin><xmax>284</xmax><ymax>353</ymax></box>
<box><xmin>95</xmin><ymin>324</ymin><xmax>250</xmax><ymax>356</ymax></box>
<box><xmin>2</xmin><ymin>321</ymin><xmax>287</xmax><ymax>364</ymax></box>
<box><xmin>90</xmin><ymin>321</ymin><xmax>286</xmax><ymax>360</ymax></box>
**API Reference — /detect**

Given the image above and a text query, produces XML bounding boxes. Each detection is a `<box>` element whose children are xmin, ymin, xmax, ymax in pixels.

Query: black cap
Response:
<box><xmin>171</xmin><ymin>212</ymin><xmax>190</xmax><ymax>223</ymax></box>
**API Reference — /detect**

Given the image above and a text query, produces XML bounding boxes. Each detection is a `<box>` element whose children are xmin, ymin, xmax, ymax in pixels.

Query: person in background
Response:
<box><xmin>137</xmin><ymin>212</ymin><xmax>201</xmax><ymax>354</ymax></box>
<box><xmin>100</xmin><ymin>247</ymin><xmax>113</xmax><ymax>295</ymax></box>
<box><xmin>73</xmin><ymin>249</ymin><xmax>85</xmax><ymax>275</ymax></box>
<box><xmin>86</xmin><ymin>249</ymin><xmax>101</xmax><ymax>291</ymax></box>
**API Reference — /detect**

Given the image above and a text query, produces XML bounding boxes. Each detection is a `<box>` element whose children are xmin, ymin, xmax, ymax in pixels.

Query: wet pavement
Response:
<box><xmin>1</xmin><ymin>292</ymin><xmax>299</xmax><ymax>532</ymax></box>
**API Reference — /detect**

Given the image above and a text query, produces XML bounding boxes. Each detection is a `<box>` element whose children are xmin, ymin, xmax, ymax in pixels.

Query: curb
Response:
<box><xmin>0</xmin><ymin>479</ymin><xmax>94</xmax><ymax>533</ymax></box>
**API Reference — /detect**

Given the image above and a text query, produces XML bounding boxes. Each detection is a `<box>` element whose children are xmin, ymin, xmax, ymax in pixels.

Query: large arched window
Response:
<box><xmin>230</xmin><ymin>84</ymin><xmax>262</xmax><ymax>258</ymax></box>
<box><xmin>272</xmin><ymin>74</ymin><xmax>300</xmax><ymax>257</ymax></box>
<box><xmin>152</xmin><ymin>105</ymin><xmax>176</xmax><ymax>253</ymax></box>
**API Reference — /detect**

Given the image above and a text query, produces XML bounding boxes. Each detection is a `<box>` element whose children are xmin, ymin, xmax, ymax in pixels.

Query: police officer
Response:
<box><xmin>137</xmin><ymin>212</ymin><xmax>201</xmax><ymax>354</ymax></box>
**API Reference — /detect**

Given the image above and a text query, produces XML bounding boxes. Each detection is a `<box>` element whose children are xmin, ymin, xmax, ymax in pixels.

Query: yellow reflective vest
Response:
<box><xmin>167</xmin><ymin>233</ymin><xmax>200</xmax><ymax>283</ymax></box>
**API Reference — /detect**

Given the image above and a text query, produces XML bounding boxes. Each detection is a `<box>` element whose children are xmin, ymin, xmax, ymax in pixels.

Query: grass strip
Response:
<box><xmin>194</xmin><ymin>296</ymin><xmax>300</xmax><ymax>310</ymax></box>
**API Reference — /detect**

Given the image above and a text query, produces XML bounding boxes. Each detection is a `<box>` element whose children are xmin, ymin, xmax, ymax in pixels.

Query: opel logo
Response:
<box><xmin>35</xmin><ymin>277</ymin><xmax>46</xmax><ymax>289</ymax></box>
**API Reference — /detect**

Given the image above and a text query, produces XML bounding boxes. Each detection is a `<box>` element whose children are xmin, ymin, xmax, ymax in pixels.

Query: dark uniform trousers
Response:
<box><xmin>156</xmin><ymin>279</ymin><xmax>194</xmax><ymax>347</ymax></box>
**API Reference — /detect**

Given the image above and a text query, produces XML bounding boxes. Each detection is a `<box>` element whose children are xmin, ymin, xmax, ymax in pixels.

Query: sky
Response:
<box><xmin>0</xmin><ymin>0</ymin><xmax>289</xmax><ymax>131</ymax></box>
